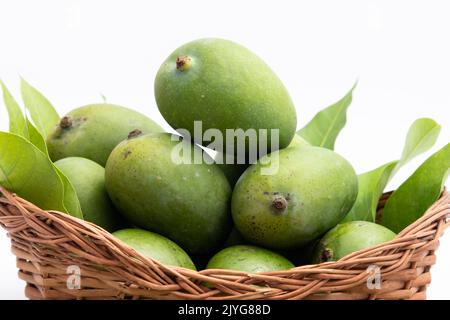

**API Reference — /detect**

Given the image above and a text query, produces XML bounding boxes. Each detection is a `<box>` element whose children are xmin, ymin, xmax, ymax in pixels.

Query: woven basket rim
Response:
<box><xmin>0</xmin><ymin>186</ymin><xmax>449</xmax><ymax>300</ymax></box>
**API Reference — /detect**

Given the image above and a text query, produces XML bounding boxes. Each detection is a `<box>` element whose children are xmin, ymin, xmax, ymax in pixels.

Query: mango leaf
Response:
<box><xmin>343</xmin><ymin>118</ymin><xmax>441</xmax><ymax>222</ymax></box>
<box><xmin>343</xmin><ymin>161</ymin><xmax>397</xmax><ymax>222</ymax></box>
<box><xmin>398</xmin><ymin>118</ymin><xmax>441</xmax><ymax>168</ymax></box>
<box><xmin>297</xmin><ymin>82</ymin><xmax>356</xmax><ymax>150</ymax></box>
<box><xmin>22</xmin><ymin>121</ymin><xmax>82</xmax><ymax>216</ymax></box>
<box><xmin>1</xmin><ymin>83</ymin><xmax>81</xmax><ymax>217</ymax></box>
<box><xmin>25</xmin><ymin>119</ymin><xmax>48</xmax><ymax>156</ymax></box>
<box><xmin>1</xmin><ymin>81</ymin><xmax>28</xmax><ymax>137</ymax></box>
<box><xmin>0</xmin><ymin>132</ymin><xmax>83</xmax><ymax>219</ymax></box>
<box><xmin>20</xmin><ymin>78</ymin><xmax>59</xmax><ymax>138</ymax></box>
<box><xmin>54</xmin><ymin>166</ymin><xmax>83</xmax><ymax>219</ymax></box>
<box><xmin>0</xmin><ymin>132</ymin><xmax>66</xmax><ymax>212</ymax></box>
<box><xmin>380</xmin><ymin>143</ymin><xmax>450</xmax><ymax>233</ymax></box>
<box><xmin>1</xmin><ymin>82</ymin><xmax>49</xmax><ymax>154</ymax></box>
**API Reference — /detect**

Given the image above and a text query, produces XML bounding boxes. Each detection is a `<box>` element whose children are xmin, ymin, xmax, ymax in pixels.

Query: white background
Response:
<box><xmin>0</xmin><ymin>0</ymin><xmax>449</xmax><ymax>299</ymax></box>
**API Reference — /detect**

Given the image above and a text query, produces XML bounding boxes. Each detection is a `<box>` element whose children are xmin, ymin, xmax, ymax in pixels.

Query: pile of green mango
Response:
<box><xmin>1</xmin><ymin>38</ymin><xmax>449</xmax><ymax>274</ymax></box>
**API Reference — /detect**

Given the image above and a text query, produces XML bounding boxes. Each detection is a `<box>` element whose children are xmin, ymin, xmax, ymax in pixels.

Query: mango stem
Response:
<box><xmin>176</xmin><ymin>56</ymin><xmax>192</xmax><ymax>71</ymax></box>
<box><xmin>271</xmin><ymin>195</ymin><xmax>288</xmax><ymax>213</ymax></box>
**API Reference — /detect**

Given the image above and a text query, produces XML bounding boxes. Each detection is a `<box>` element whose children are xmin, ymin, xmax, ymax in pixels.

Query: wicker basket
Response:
<box><xmin>0</xmin><ymin>186</ymin><xmax>449</xmax><ymax>300</ymax></box>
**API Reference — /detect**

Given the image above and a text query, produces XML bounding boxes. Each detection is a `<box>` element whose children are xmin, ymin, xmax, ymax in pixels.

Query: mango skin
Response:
<box><xmin>54</xmin><ymin>157</ymin><xmax>125</xmax><ymax>232</ymax></box>
<box><xmin>105</xmin><ymin>132</ymin><xmax>232</xmax><ymax>254</ymax></box>
<box><xmin>113</xmin><ymin>228</ymin><xmax>196</xmax><ymax>270</ymax></box>
<box><xmin>206</xmin><ymin>245</ymin><xmax>294</xmax><ymax>273</ymax></box>
<box><xmin>47</xmin><ymin>104</ymin><xmax>162</xmax><ymax>166</ymax></box>
<box><xmin>155</xmin><ymin>38</ymin><xmax>297</xmax><ymax>154</ymax></box>
<box><xmin>312</xmin><ymin>221</ymin><xmax>396</xmax><ymax>263</ymax></box>
<box><xmin>232</xmin><ymin>146</ymin><xmax>358</xmax><ymax>250</ymax></box>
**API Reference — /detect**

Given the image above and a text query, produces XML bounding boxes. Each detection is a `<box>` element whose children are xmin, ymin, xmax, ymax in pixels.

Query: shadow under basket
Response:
<box><xmin>0</xmin><ymin>187</ymin><xmax>449</xmax><ymax>300</ymax></box>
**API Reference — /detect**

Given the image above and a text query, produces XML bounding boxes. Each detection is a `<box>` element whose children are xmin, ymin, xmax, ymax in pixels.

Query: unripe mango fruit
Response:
<box><xmin>47</xmin><ymin>104</ymin><xmax>162</xmax><ymax>166</ymax></box>
<box><xmin>312</xmin><ymin>221</ymin><xmax>396</xmax><ymax>263</ymax></box>
<box><xmin>54</xmin><ymin>157</ymin><xmax>125</xmax><ymax>232</ymax></box>
<box><xmin>113</xmin><ymin>228</ymin><xmax>196</xmax><ymax>270</ymax></box>
<box><xmin>232</xmin><ymin>146</ymin><xmax>358</xmax><ymax>250</ymax></box>
<box><xmin>155</xmin><ymin>38</ymin><xmax>297</xmax><ymax>154</ymax></box>
<box><xmin>206</xmin><ymin>245</ymin><xmax>294</xmax><ymax>273</ymax></box>
<box><xmin>105</xmin><ymin>132</ymin><xmax>232</xmax><ymax>254</ymax></box>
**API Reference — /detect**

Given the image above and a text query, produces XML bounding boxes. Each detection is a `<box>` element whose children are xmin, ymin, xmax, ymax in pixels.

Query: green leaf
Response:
<box><xmin>297</xmin><ymin>82</ymin><xmax>356</xmax><ymax>150</ymax></box>
<box><xmin>0</xmin><ymin>132</ymin><xmax>65</xmax><ymax>212</ymax></box>
<box><xmin>54</xmin><ymin>166</ymin><xmax>83</xmax><ymax>219</ymax></box>
<box><xmin>380</xmin><ymin>143</ymin><xmax>450</xmax><ymax>233</ymax></box>
<box><xmin>398</xmin><ymin>118</ymin><xmax>441</xmax><ymax>168</ymax></box>
<box><xmin>20</xmin><ymin>78</ymin><xmax>59</xmax><ymax>138</ymax></box>
<box><xmin>343</xmin><ymin>161</ymin><xmax>397</xmax><ymax>222</ymax></box>
<box><xmin>1</xmin><ymin>81</ymin><xmax>28</xmax><ymax>137</ymax></box>
<box><xmin>1</xmin><ymin>82</ymin><xmax>50</xmax><ymax>154</ymax></box>
<box><xmin>25</xmin><ymin>119</ymin><xmax>48</xmax><ymax>156</ymax></box>
<box><xmin>1</xmin><ymin>83</ymin><xmax>81</xmax><ymax>217</ymax></box>
<box><xmin>23</xmin><ymin>122</ymin><xmax>82</xmax><ymax>217</ymax></box>
<box><xmin>343</xmin><ymin>118</ymin><xmax>441</xmax><ymax>222</ymax></box>
<box><xmin>0</xmin><ymin>132</ymin><xmax>82</xmax><ymax>219</ymax></box>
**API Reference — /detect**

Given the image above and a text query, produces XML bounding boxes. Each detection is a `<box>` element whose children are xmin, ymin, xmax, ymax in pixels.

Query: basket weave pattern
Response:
<box><xmin>0</xmin><ymin>187</ymin><xmax>449</xmax><ymax>300</ymax></box>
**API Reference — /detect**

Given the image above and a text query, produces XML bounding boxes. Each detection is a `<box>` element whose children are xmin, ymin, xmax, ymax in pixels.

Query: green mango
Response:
<box><xmin>105</xmin><ymin>132</ymin><xmax>232</xmax><ymax>254</ymax></box>
<box><xmin>113</xmin><ymin>228</ymin><xmax>196</xmax><ymax>270</ymax></box>
<box><xmin>206</xmin><ymin>245</ymin><xmax>294</xmax><ymax>273</ymax></box>
<box><xmin>312</xmin><ymin>221</ymin><xmax>396</xmax><ymax>263</ymax></box>
<box><xmin>47</xmin><ymin>104</ymin><xmax>162</xmax><ymax>166</ymax></box>
<box><xmin>232</xmin><ymin>146</ymin><xmax>358</xmax><ymax>250</ymax></box>
<box><xmin>155</xmin><ymin>38</ymin><xmax>297</xmax><ymax>155</ymax></box>
<box><xmin>54</xmin><ymin>157</ymin><xmax>125</xmax><ymax>232</ymax></box>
